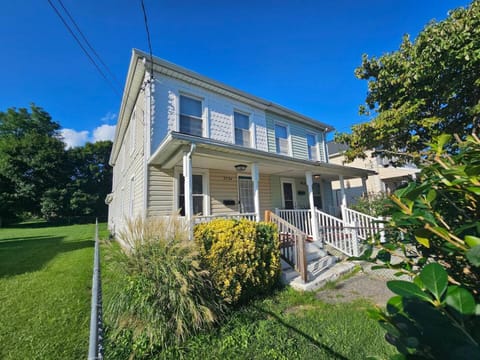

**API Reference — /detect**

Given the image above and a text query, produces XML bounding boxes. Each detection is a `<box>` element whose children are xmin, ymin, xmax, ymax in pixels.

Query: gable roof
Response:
<box><xmin>111</xmin><ymin>49</ymin><xmax>335</xmax><ymax>164</ymax></box>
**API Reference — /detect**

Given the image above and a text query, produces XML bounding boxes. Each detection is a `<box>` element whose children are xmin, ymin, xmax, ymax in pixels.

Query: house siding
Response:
<box><xmin>266</xmin><ymin>111</ymin><xmax>327</xmax><ymax>161</ymax></box>
<box><xmin>147</xmin><ymin>167</ymin><xmax>174</xmax><ymax>216</ymax></box>
<box><xmin>151</xmin><ymin>74</ymin><xmax>268</xmax><ymax>153</ymax></box>
<box><xmin>209</xmin><ymin>170</ymin><xmax>239</xmax><ymax>215</ymax></box>
<box><xmin>109</xmin><ymin>90</ymin><xmax>145</xmax><ymax>232</ymax></box>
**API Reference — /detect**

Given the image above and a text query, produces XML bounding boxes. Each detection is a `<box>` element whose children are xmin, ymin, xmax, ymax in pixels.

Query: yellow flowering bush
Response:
<box><xmin>194</xmin><ymin>219</ymin><xmax>280</xmax><ymax>304</ymax></box>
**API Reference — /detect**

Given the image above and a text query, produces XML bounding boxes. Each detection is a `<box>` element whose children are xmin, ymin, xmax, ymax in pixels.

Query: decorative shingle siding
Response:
<box><xmin>266</xmin><ymin>111</ymin><xmax>327</xmax><ymax>161</ymax></box>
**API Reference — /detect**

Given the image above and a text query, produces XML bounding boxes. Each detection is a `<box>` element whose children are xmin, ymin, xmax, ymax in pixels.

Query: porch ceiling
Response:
<box><xmin>148</xmin><ymin>132</ymin><xmax>376</xmax><ymax>180</ymax></box>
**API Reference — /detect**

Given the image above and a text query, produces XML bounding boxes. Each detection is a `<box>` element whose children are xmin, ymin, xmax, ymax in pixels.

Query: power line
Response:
<box><xmin>46</xmin><ymin>0</ymin><xmax>121</xmax><ymax>97</ymax></box>
<box><xmin>55</xmin><ymin>0</ymin><xmax>123</xmax><ymax>89</ymax></box>
<box><xmin>140</xmin><ymin>0</ymin><xmax>154</xmax><ymax>79</ymax></box>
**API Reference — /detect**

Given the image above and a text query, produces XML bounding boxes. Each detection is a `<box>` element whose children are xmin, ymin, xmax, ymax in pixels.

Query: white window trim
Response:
<box><xmin>274</xmin><ymin>122</ymin><xmax>291</xmax><ymax>156</ymax></box>
<box><xmin>280</xmin><ymin>177</ymin><xmax>297</xmax><ymax>209</ymax></box>
<box><xmin>237</xmin><ymin>174</ymin><xmax>254</xmax><ymax>213</ymax></box>
<box><xmin>130</xmin><ymin>109</ymin><xmax>136</xmax><ymax>155</ymax></box>
<box><xmin>173</xmin><ymin>167</ymin><xmax>210</xmax><ymax>216</ymax></box>
<box><xmin>177</xmin><ymin>91</ymin><xmax>208</xmax><ymax>138</ymax></box>
<box><xmin>232</xmin><ymin>108</ymin><xmax>254</xmax><ymax>148</ymax></box>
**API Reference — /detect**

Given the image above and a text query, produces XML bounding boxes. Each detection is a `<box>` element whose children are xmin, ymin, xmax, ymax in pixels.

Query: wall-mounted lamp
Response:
<box><xmin>314</xmin><ymin>174</ymin><xmax>321</xmax><ymax>180</ymax></box>
<box><xmin>234</xmin><ymin>164</ymin><xmax>247</xmax><ymax>172</ymax></box>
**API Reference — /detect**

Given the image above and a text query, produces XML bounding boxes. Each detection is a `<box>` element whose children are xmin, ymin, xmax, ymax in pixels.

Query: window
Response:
<box><xmin>178</xmin><ymin>174</ymin><xmax>205</xmax><ymax>216</ymax></box>
<box><xmin>234</xmin><ymin>111</ymin><xmax>251</xmax><ymax>147</ymax></box>
<box><xmin>275</xmin><ymin>124</ymin><xmax>289</xmax><ymax>155</ymax></box>
<box><xmin>179</xmin><ymin>95</ymin><xmax>203</xmax><ymax>136</ymax></box>
<box><xmin>306</xmin><ymin>134</ymin><xmax>318</xmax><ymax>161</ymax></box>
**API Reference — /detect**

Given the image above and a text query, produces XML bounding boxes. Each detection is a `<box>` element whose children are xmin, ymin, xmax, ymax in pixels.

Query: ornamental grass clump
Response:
<box><xmin>106</xmin><ymin>216</ymin><xmax>225</xmax><ymax>358</ymax></box>
<box><xmin>194</xmin><ymin>219</ymin><xmax>280</xmax><ymax>305</ymax></box>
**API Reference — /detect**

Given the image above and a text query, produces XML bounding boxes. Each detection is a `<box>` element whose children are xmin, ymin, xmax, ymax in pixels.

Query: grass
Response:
<box><xmin>104</xmin><ymin>243</ymin><xmax>396</xmax><ymax>360</ymax></box>
<box><xmin>0</xmin><ymin>221</ymin><xmax>108</xmax><ymax>360</ymax></box>
<box><xmin>163</xmin><ymin>289</ymin><xmax>396</xmax><ymax>360</ymax></box>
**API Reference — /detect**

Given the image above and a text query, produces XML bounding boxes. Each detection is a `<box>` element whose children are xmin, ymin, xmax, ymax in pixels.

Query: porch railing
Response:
<box><xmin>193</xmin><ymin>212</ymin><xmax>257</xmax><ymax>224</ymax></box>
<box><xmin>266</xmin><ymin>211</ymin><xmax>308</xmax><ymax>282</ymax></box>
<box><xmin>274</xmin><ymin>209</ymin><xmax>312</xmax><ymax>236</ymax></box>
<box><xmin>342</xmin><ymin>206</ymin><xmax>385</xmax><ymax>242</ymax></box>
<box><xmin>315</xmin><ymin>209</ymin><xmax>360</xmax><ymax>257</ymax></box>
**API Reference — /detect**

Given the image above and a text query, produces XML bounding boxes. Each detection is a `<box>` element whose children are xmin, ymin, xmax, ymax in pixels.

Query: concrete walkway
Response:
<box><xmin>315</xmin><ymin>261</ymin><xmax>411</xmax><ymax>307</ymax></box>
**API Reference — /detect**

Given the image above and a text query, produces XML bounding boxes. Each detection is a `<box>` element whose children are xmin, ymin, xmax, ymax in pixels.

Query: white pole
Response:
<box><xmin>305</xmin><ymin>171</ymin><xmax>319</xmax><ymax>242</ymax></box>
<box><xmin>339</xmin><ymin>175</ymin><xmax>347</xmax><ymax>222</ymax></box>
<box><xmin>251</xmin><ymin>163</ymin><xmax>260</xmax><ymax>222</ymax></box>
<box><xmin>183</xmin><ymin>150</ymin><xmax>193</xmax><ymax>236</ymax></box>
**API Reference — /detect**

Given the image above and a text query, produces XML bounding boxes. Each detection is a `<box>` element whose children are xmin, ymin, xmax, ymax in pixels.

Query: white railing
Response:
<box><xmin>315</xmin><ymin>209</ymin><xmax>360</xmax><ymax>257</ymax></box>
<box><xmin>275</xmin><ymin>209</ymin><xmax>313</xmax><ymax>236</ymax></box>
<box><xmin>342</xmin><ymin>206</ymin><xmax>385</xmax><ymax>242</ymax></box>
<box><xmin>193</xmin><ymin>212</ymin><xmax>256</xmax><ymax>224</ymax></box>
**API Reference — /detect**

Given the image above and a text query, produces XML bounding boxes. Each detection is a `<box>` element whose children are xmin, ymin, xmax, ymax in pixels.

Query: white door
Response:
<box><xmin>238</xmin><ymin>176</ymin><xmax>254</xmax><ymax>213</ymax></box>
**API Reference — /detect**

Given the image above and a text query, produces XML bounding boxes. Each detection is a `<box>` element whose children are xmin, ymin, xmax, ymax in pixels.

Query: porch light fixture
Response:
<box><xmin>234</xmin><ymin>164</ymin><xmax>247</xmax><ymax>172</ymax></box>
<box><xmin>314</xmin><ymin>174</ymin><xmax>321</xmax><ymax>180</ymax></box>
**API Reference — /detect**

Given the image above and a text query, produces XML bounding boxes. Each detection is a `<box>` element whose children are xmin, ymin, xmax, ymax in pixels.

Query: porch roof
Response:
<box><xmin>148</xmin><ymin>132</ymin><xmax>376</xmax><ymax>180</ymax></box>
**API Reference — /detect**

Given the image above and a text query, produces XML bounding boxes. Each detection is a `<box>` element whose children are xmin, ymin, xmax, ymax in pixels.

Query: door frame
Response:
<box><xmin>280</xmin><ymin>178</ymin><xmax>297</xmax><ymax>209</ymax></box>
<box><xmin>237</xmin><ymin>175</ymin><xmax>254</xmax><ymax>213</ymax></box>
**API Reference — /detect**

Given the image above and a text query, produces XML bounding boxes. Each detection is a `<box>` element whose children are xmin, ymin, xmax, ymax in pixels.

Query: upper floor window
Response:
<box><xmin>275</xmin><ymin>124</ymin><xmax>289</xmax><ymax>155</ymax></box>
<box><xmin>180</xmin><ymin>95</ymin><xmax>203</xmax><ymax>136</ymax></box>
<box><xmin>306</xmin><ymin>133</ymin><xmax>318</xmax><ymax>161</ymax></box>
<box><xmin>234</xmin><ymin>111</ymin><xmax>251</xmax><ymax>147</ymax></box>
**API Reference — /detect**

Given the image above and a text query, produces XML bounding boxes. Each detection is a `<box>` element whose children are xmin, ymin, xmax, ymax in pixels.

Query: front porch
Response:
<box><xmin>148</xmin><ymin>132</ymin><xmax>381</xmax><ymax>285</ymax></box>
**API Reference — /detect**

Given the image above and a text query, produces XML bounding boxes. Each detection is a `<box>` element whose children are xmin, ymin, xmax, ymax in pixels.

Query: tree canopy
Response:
<box><xmin>0</xmin><ymin>104</ymin><xmax>112</xmax><ymax>224</ymax></box>
<box><xmin>335</xmin><ymin>0</ymin><xmax>480</xmax><ymax>163</ymax></box>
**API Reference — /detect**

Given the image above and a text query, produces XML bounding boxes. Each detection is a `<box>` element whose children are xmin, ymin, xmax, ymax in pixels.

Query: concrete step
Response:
<box><xmin>290</xmin><ymin>261</ymin><xmax>357</xmax><ymax>291</ymax></box>
<box><xmin>305</xmin><ymin>241</ymin><xmax>328</xmax><ymax>262</ymax></box>
<box><xmin>308</xmin><ymin>255</ymin><xmax>337</xmax><ymax>278</ymax></box>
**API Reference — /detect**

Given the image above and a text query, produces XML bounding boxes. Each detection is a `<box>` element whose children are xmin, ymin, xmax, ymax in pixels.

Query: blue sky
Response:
<box><xmin>0</xmin><ymin>0</ymin><xmax>471</xmax><ymax>147</ymax></box>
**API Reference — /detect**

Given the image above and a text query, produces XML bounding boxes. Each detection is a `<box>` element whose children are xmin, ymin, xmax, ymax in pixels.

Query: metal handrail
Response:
<box><xmin>88</xmin><ymin>219</ymin><xmax>103</xmax><ymax>360</ymax></box>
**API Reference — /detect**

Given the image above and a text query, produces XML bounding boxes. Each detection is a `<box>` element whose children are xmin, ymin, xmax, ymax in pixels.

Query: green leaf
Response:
<box><xmin>445</xmin><ymin>286</ymin><xmax>476</xmax><ymax>314</ymax></box>
<box><xmin>466</xmin><ymin>186</ymin><xmax>480</xmax><ymax>195</ymax></box>
<box><xmin>414</xmin><ymin>228</ymin><xmax>431</xmax><ymax>248</ymax></box>
<box><xmin>387</xmin><ymin>280</ymin><xmax>433</xmax><ymax>302</ymax></box>
<box><xmin>436</xmin><ymin>134</ymin><xmax>452</xmax><ymax>155</ymax></box>
<box><xmin>386</xmin><ymin>295</ymin><xmax>404</xmax><ymax>315</ymax></box>
<box><xmin>465</xmin><ymin>235</ymin><xmax>480</xmax><ymax>248</ymax></box>
<box><xmin>419</xmin><ymin>263</ymin><xmax>448</xmax><ymax>301</ymax></box>
<box><xmin>466</xmin><ymin>245</ymin><xmax>480</xmax><ymax>267</ymax></box>
<box><xmin>426</xmin><ymin>189</ymin><xmax>437</xmax><ymax>203</ymax></box>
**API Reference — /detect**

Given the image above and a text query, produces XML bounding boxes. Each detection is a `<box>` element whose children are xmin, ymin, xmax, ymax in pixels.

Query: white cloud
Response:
<box><xmin>60</xmin><ymin>128</ymin><xmax>89</xmax><ymax>149</ymax></box>
<box><xmin>101</xmin><ymin>111</ymin><xmax>117</xmax><ymax>123</ymax></box>
<box><xmin>93</xmin><ymin>124</ymin><xmax>116</xmax><ymax>142</ymax></box>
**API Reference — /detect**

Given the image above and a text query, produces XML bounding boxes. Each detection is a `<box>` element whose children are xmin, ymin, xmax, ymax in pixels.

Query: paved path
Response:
<box><xmin>315</xmin><ymin>261</ymin><xmax>411</xmax><ymax>307</ymax></box>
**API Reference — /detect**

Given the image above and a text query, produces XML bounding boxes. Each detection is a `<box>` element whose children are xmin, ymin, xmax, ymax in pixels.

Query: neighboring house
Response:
<box><xmin>108</xmin><ymin>49</ymin><xmax>375</xmax><ymax>239</ymax></box>
<box><xmin>327</xmin><ymin>142</ymin><xmax>420</xmax><ymax>208</ymax></box>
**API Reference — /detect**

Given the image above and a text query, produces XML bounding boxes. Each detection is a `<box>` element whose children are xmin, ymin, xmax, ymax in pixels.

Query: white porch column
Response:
<box><xmin>251</xmin><ymin>163</ymin><xmax>260</xmax><ymax>222</ymax></box>
<box><xmin>183</xmin><ymin>151</ymin><xmax>193</xmax><ymax>224</ymax></box>
<box><xmin>361</xmin><ymin>177</ymin><xmax>368</xmax><ymax>197</ymax></box>
<box><xmin>305</xmin><ymin>171</ymin><xmax>319</xmax><ymax>242</ymax></box>
<box><xmin>339</xmin><ymin>175</ymin><xmax>347</xmax><ymax>221</ymax></box>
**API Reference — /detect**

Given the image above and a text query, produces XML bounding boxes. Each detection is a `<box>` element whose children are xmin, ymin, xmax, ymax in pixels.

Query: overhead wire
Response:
<box><xmin>46</xmin><ymin>0</ymin><xmax>122</xmax><ymax>97</ymax></box>
<box><xmin>55</xmin><ymin>0</ymin><xmax>123</xmax><ymax>89</ymax></box>
<box><xmin>140</xmin><ymin>0</ymin><xmax>154</xmax><ymax>80</ymax></box>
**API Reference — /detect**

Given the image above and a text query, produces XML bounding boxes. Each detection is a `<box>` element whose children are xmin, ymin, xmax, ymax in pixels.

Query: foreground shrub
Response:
<box><xmin>194</xmin><ymin>219</ymin><xmax>280</xmax><ymax>304</ymax></box>
<box><xmin>106</xmin><ymin>217</ymin><xmax>225</xmax><ymax>358</ymax></box>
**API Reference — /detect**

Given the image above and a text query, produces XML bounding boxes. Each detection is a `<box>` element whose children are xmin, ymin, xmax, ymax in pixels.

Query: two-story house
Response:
<box><xmin>108</xmin><ymin>49</ymin><xmax>375</xmax><ymax>245</ymax></box>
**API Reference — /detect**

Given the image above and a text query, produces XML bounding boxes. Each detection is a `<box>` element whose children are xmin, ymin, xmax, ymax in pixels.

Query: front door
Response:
<box><xmin>238</xmin><ymin>176</ymin><xmax>254</xmax><ymax>213</ymax></box>
<box><xmin>281</xmin><ymin>179</ymin><xmax>296</xmax><ymax>209</ymax></box>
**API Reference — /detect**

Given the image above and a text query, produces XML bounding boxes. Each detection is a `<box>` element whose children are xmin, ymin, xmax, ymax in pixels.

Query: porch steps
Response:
<box><xmin>289</xmin><ymin>261</ymin><xmax>357</xmax><ymax>292</ymax></box>
<box><xmin>281</xmin><ymin>241</ymin><xmax>340</xmax><ymax>289</ymax></box>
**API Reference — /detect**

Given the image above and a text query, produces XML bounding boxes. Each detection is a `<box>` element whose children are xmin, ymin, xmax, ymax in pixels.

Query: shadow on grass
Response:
<box><xmin>0</xmin><ymin>236</ymin><xmax>94</xmax><ymax>277</ymax></box>
<box><xmin>253</xmin><ymin>305</ymin><xmax>349</xmax><ymax>360</ymax></box>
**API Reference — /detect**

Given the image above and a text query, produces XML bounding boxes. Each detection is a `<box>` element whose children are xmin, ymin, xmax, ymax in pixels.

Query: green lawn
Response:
<box><xmin>104</xmin><ymin>244</ymin><xmax>396</xmax><ymax>360</ymax></box>
<box><xmin>0</xmin><ymin>221</ymin><xmax>107</xmax><ymax>360</ymax></box>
